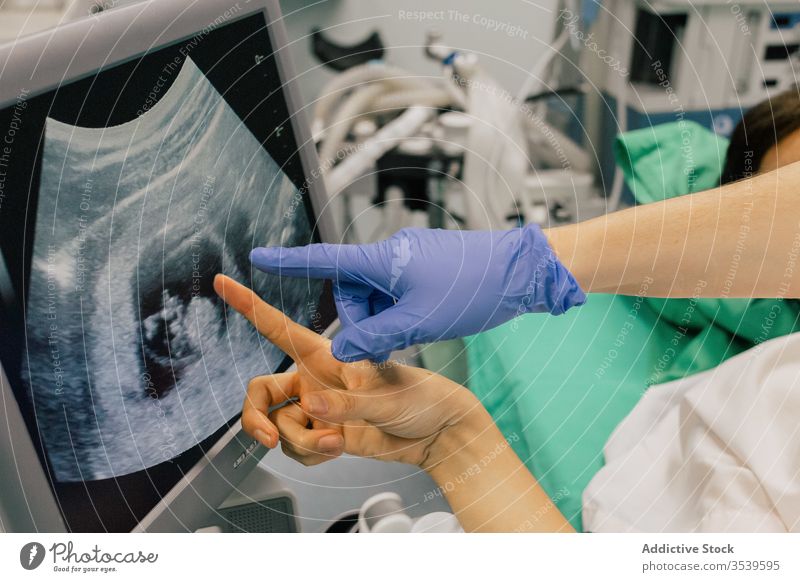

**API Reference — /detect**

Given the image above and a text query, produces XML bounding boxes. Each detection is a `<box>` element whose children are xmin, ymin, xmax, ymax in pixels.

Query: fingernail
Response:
<box><xmin>318</xmin><ymin>434</ymin><xmax>343</xmax><ymax>451</ymax></box>
<box><xmin>254</xmin><ymin>429</ymin><xmax>274</xmax><ymax>448</ymax></box>
<box><xmin>304</xmin><ymin>393</ymin><xmax>328</xmax><ymax>415</ymax></box>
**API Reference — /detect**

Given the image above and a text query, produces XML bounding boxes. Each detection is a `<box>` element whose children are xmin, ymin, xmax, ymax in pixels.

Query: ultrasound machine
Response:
<box><xmin>0</xmin><ymin>0</ymin><xmax>447</xmax><ymax>533</ymax></box>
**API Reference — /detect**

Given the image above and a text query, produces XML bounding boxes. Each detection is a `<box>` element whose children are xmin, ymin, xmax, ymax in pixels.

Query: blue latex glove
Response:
<box><xmin>251</xmin><ymin>225</ymin><xmax>586</xmax><ymax>362</ymax></box>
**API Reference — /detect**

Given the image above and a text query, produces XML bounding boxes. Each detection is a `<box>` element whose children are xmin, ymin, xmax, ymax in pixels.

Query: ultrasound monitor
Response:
<box><xmin>0</xmin><ymin>0</ymin><xmax>337</xmax><ymax>532</ymax></box>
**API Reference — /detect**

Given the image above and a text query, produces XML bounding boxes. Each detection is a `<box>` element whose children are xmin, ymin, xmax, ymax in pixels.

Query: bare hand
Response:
<box><xmin>213</xmin><ymin>274</ymin><xmax>480</xmax><ymax>468</ymax></box>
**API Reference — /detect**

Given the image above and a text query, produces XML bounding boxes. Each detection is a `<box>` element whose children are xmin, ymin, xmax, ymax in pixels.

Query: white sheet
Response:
<box><xmin>583</xmin><ymin>332</ymin><xmax>800</xmax><ymax>532</ymax></box>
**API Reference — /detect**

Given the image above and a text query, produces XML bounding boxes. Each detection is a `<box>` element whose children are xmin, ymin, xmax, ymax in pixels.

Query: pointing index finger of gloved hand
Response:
<box><xmin>250</xmin><ymin>243</ymin><xmax>391</xmax><ymax>290</ymax></box>
<box><xmin>213</xmin><ymin>274</ymin><xmax>324</xmax><ymax>361</ymax></box>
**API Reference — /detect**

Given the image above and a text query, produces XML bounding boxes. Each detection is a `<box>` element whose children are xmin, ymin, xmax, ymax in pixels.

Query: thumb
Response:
<box><xmin>331</xmin><ymin>304</ymin><xmax>420</xmax><ymax>362</ymax></box>
<box><xmin>301</xmin><ymin>388</ymin><xmax>396</xmax><ymax>426</ymax></box>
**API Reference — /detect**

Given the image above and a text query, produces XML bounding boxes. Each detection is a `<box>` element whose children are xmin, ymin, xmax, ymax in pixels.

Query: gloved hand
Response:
<box><xmin>250</xmin><ymin>224</ymin><xmax>586</xmax><ymax>362</ymax></box>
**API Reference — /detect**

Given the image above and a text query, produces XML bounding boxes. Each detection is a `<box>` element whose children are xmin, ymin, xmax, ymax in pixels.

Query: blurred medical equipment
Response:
<box><xmin>356</xmin><ymin>492</ymin><xmax>462</xmax><ymax>533</ymax></box>
<box><xmin>585</xmin><ymin>0</ymin><xmax>800</xmax><ymax>207</ymax></box>
<box><xmin>308</xmin><ymin>0</ymin><xmax>800</xmax><ymax>238</ymax></box>
<box><xmin>0</xmin><ymin>0</ymin><xmax>124</xmax><ymax>42</ymax></box>
<box><xmin>309</xmin><ymin>3</ymin><xmax>605</xmax><ymax>240</ymax></box>
<box><xmin>194</xmin><ymin>467</ymin><xmax>460</xmax><ymax>533</ymax></box>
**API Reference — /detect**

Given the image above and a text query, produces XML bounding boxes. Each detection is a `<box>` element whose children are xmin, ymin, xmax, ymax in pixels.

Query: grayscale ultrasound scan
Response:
<box><xmin>23</xmin><ymin>58</ymin><xmax>322</xmax><ymax>481</ymax></box>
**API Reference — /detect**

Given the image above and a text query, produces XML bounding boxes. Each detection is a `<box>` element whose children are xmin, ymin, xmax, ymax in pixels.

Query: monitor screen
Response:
<box><xmin>0</xmin><ymin>11</ymin><xmax>334</xmax><ymax>531</ymax></box>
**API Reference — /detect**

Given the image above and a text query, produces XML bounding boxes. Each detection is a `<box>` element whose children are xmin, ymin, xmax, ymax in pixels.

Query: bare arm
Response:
<box><xmin>546</xmin><ymin>161</ymin><xmax>800</xmax><ymax>299</ymax></box>
<box><xmin>427</xmin><ymin>408</ymin><xmax>574</xmax><ymax>532</ymax></box>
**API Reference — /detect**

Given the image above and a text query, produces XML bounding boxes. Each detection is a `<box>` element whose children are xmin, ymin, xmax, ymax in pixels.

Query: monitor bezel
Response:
<box><xmin>0</xmin><ymin>0</ymin><xmax>338</xmax><ymax>532</ymax></box>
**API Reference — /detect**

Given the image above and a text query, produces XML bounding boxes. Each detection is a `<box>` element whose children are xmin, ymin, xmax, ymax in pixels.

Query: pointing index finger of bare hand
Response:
<box><xmin>213</xmin><ymin>274</ymin><xmax>323</xmax><ymax>361</ymax></box>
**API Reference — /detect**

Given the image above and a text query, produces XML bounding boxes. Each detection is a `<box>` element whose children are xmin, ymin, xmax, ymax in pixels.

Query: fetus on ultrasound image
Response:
<box><xmin>24</xmin><ymin>58</ymin><xmax>321</xmax><ymax>481</ymax></box>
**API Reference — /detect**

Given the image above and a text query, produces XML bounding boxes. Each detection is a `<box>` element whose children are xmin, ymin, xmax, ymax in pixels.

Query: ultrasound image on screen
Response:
<box><xmin>23</xmin><ymin>58</ymin><xmax>322</xmax><ymax>481</ymax></box>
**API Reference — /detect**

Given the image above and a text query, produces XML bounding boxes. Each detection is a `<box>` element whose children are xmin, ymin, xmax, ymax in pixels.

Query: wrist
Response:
<box><xmin>543</xmin><ymin>223</ymin><xmax>595</xmax><ymax>293</ymax></box>
<box><xmin>420</xmin><ymin>394</ymin><xmax>572</xmax><ymax>532</ymax></box>
<box><xmin>422</xmin><ymin>402</ymin><xmax>502</xmax><ymax>483</ymax></box>
<box><xmin>520</xmin><ymin>223</ymin><xmax>587</xmax><ymax>314</ymax></box>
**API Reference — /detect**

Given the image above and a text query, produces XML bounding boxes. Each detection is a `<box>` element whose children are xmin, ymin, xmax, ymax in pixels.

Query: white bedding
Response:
<box><xmin>583</xmin><ymin>332</ymin><xmax>800</xmax><ymax>532</ymax></box>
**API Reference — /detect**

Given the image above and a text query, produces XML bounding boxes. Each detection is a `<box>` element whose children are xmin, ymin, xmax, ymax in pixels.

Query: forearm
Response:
<box><xmin>546</xmin><ymin>161</ymin><xmax>800</xmax><ymax>298</ymax></box>
<box><xmin>426</xmin><ymin>408</ymin><xmax>574</xmax><ymax>533</ymax></box>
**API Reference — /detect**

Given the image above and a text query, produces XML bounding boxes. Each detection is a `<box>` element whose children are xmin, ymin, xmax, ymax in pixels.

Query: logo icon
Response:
<box><xmin>20</xmin><ymin>542</ymin><xmax>46</xmax><ymax>570</ymax></box>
